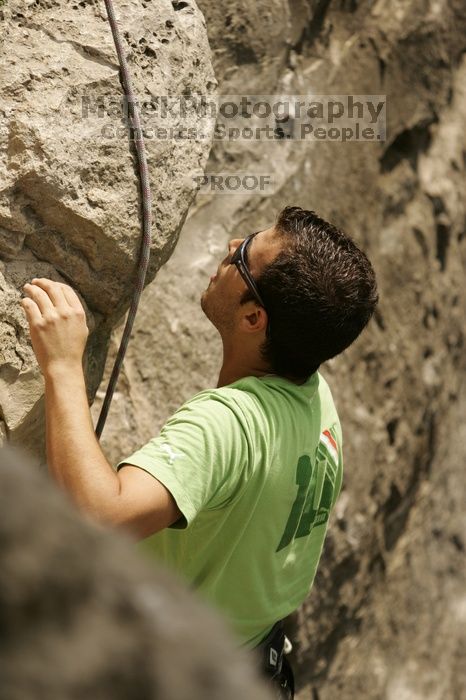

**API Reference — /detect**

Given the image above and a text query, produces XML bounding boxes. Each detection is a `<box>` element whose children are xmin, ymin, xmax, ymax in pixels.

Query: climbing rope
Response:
<box><xmin>95</xmin><ymin>0</ymin><xmax>152</xmax><ymax>439</ymax></box>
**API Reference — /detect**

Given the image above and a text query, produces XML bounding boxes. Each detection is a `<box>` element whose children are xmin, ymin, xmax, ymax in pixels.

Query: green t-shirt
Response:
<box><xmin>116</xmin><ymin>371</ymin><xmax>343</xmax><ymax>648</ymax></box>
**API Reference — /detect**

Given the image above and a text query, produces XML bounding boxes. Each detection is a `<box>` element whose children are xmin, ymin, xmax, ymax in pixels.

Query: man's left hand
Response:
<box><xmin>20</xmin><ymin>278</ymin><xmax>89</xmax><ymax>377</ymax></box>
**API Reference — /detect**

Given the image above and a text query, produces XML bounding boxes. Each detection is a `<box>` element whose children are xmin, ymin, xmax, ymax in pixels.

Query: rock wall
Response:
<box><xmin>91</xmin><ymin>1</ymin><xmax>466</xmax><ymax>698</ymax></box>
<box><xmin>0</xmin><ymin>0</ymin><xmax>216</xmax><ymax>452</ymax></box>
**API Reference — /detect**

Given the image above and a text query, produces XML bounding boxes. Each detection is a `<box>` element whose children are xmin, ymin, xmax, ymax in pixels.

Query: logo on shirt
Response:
<box><xmin>276</xmin><ymin>424</ymin><xmax>340</xmax><ymax>553</ymax></box>
<box><xmin>160</xmin><ymin>443</ymin><xmax>183</xmax><ymax>465</ymax></box>
<box><xmin>320</xmin><ymin>429</ymin><xmax>339</xmax><ymax>465</ymax></box>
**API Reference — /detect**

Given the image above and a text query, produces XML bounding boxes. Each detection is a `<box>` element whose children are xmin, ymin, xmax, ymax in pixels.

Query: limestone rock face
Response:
<box><xmin>92</xmin><ymin>1</ymin><xmax>466</xmax><ymax>698</ymax></box>
<box><xmin>0</xmin><ymin>0</ymin><xmax>216</xmax><ymax>453</ymax></box>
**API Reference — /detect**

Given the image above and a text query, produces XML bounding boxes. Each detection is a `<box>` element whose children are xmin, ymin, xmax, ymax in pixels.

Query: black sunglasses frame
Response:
<box><xmin>230</xmin><ymin>232</ymin><xmax>267</xmax><ymax>310</ymax></box>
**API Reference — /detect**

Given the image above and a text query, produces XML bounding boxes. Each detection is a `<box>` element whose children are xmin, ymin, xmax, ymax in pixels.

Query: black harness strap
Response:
<box><xmin>255</xmin><ymin>621</ymin><xmax>295</xmax><ymax>699</ymax></box>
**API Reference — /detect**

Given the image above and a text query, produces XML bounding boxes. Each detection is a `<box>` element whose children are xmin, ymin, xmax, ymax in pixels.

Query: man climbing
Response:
<box><xmin>20</xmin><ymin>206</ymin><xmax>378</xmax><ymax>698</ymax></box>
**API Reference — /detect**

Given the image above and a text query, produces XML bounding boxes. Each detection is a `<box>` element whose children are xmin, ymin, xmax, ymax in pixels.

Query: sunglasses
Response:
<box><xmin>229</xmin><ymin>231</ymin><xmax>267</xmax><ymax>310</ymax></box>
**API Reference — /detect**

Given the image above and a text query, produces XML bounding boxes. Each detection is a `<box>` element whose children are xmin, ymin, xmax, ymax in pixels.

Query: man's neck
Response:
<box><xmin>217</xmin><ymin>362</ymin><xmax>272</xmax><ymax>388</ymax></box>
<box><xmin>216</xmin><ymin>335</ymin><xmax>309</xmax><ymax>388</ymax></box>
<box><xmin>217</xmin><ymin>355</ymin><xmax>308</xmax><ymax>388</ymax></box>
<box><xmin>216</xmin><ymin>337</ymin><xmax>272</xmax><ymax>388</ymax></box>
<box><xmin>217</xmin><ymin>354</ymin><xmax>310</xmax><ymax>387</ymax></box>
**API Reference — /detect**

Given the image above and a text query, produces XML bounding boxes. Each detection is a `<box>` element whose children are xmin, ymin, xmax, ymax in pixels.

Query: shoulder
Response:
<box><xmin>175</xmin><ymin>386</ymin><xmax>248</xmax><ymax>412</ymax></box>
<box><xmin>316</xmin><ymin>370</ymin><xmax>342</xmax><ymax>433</ymax></box>
<box><xmin>178</xmin><ymin>384</ymin><xmax>257</xmax><ymax>415</ymax></box>
<box><xmin>165</xmin><ymin>386</ymin><xmax>254</xmax><ymax>438</ymax></box>
<box><xmin>316</xmin><ymin>370</ymin><xmax>339</xmax><ymax>410</ymax></box>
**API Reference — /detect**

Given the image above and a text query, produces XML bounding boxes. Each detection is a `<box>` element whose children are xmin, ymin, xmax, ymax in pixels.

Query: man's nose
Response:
<box><xmin>228</xmin><ymin>238</ymin><xmax>244</xmax><ymax>255</ymax></box>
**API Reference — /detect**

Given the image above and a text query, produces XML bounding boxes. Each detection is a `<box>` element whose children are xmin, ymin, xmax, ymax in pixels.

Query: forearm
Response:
<box><xmin>44</xmin><ymin>365</ymin><xmax>120</xmax><ymax>519</ymax></box>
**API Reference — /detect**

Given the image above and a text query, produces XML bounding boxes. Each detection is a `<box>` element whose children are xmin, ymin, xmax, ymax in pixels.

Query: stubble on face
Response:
<box><xmin>200</xmin><ymin>225</ymin><xmax>282</xmax><ymax>334</ymax></box>
<box><xmin>200</xmin><ymin>276</ymin><xmax>237</xmax><ymax>335</ymax></box>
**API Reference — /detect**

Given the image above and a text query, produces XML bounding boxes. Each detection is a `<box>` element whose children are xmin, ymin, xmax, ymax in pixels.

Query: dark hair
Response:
<box><xmin>241</xmin><ymin>206</ymin><xmax>379</xmax><ymax>381</ymax></box>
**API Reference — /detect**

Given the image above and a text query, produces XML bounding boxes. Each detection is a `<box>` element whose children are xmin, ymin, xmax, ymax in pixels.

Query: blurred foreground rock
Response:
<box><xmin>0</xmin><ymin>444</ymin><xmax>271</xmax><ymax>700</ymax></box>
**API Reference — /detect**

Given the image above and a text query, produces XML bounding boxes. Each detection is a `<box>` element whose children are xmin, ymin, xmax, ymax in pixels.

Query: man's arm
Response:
<box><xmin>44</xmin><ymin>364</ymin><xmax>183</xmax><ymax>538</ymax></box>
<box><xmin>21</xmin><ymin>278</ymin><xmax>181</xmax><ymax>539</ymax></box>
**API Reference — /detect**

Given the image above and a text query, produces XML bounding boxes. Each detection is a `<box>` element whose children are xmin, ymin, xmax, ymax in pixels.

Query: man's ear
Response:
<box><xmin>240</xmin><ymin>303</ymin><xmax>268</xmax><ymax>334</ymax></box>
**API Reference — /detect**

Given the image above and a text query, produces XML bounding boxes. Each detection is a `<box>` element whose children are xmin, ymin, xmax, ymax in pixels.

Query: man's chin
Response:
<box><xmin>200</xmin><ymin>288</ymin><xmax>210</xmax><ymax>316</ymax></box>
<box><xmin>200</xmin><ymin>288</ymin><xmax>220</xmax><ymax>330</ymax></box>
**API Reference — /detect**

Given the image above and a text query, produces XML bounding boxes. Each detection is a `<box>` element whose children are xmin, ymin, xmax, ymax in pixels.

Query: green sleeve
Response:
<box><xmin>115</xmin><ymin>392</ymin><xmax>249</xmax><ymax>529</ymax></box>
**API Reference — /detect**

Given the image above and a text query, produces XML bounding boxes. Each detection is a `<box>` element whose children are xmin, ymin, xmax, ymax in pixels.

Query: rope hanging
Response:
<box><xmin>95</xmin><ymin>0</ymin><xmax>153</xmax><ymax>439</ymax></box>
